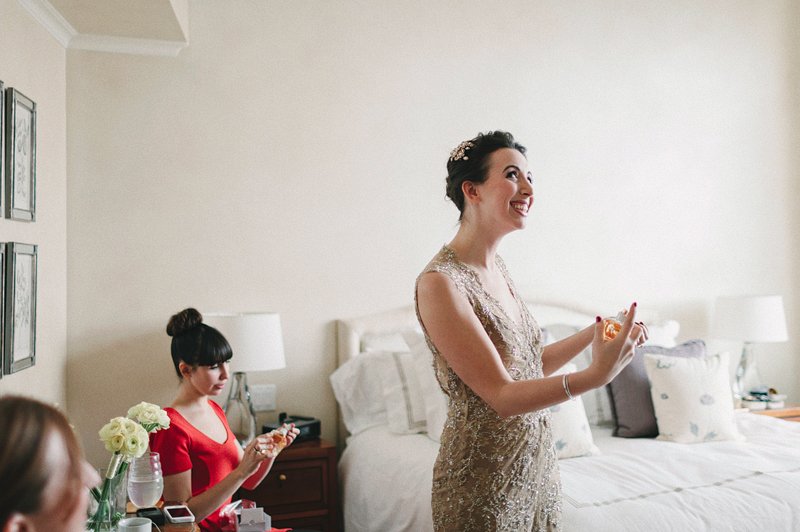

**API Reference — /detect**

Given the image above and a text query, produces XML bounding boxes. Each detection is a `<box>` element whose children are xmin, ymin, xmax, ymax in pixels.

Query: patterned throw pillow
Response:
<box><xmin>606</xmin><ymin>340</ymin><xmax>707</xmax><ymax>438</ymax></box>
<box><xmin>643</xmin><ymin>352</ymin><xmax>744</xmax><ymax>443</ymax></box>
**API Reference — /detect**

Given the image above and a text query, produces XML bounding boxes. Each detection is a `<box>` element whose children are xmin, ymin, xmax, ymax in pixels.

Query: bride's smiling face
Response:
<box><xmin>465</xmin><ymin>148</ymin><xmax>534</xmax><ymax>231</ymax></box>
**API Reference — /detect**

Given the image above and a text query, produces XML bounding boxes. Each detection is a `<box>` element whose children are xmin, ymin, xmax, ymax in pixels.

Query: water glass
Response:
<box><xmin>127</xmin><ymin>451</ymin><xmax>164</xmax><ymax>509</ymax></box>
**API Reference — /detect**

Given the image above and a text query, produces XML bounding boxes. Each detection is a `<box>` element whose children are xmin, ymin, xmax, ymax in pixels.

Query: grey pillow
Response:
<box><xmin>606</xmin><ymin>340</ymin><xmax>706</xmax><ymax>438</ymax></box>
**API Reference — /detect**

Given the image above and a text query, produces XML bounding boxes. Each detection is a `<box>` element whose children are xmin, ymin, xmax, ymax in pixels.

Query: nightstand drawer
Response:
<box><xmin>260</xmin><ymin>458</ymin><xmax>329</xmax><ymax>510</ymax></box>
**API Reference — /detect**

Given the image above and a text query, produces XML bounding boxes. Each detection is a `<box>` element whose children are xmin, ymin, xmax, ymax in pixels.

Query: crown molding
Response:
<box><xmin>17</xmin><ymin>0</ymin><xmax>188</xmax><ymax>57</ymax></box>
<box><xmin>17</xmin><ymin>0</ymin><xmax>76</xmax><ymax>48</ymax></box>
<box><xmin>68</xmin><ymin>34</ymin><xmax>187</xmax><ymax>57</ymax></box>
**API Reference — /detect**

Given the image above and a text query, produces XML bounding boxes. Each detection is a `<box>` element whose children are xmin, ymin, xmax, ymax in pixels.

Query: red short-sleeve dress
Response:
<box><xmin>150</xmin><ymin>400</ymin><xmax>240</xmax><ymax>532</ymax></box>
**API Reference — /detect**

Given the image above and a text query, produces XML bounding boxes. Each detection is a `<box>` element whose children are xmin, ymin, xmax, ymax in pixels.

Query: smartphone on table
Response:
<box><xmin>163</xmin><ymin>505</ymin><xmax>195</xmax><ymax>523</ymax></box>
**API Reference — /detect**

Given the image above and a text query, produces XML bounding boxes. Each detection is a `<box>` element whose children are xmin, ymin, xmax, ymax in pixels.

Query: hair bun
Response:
<box><xmin>166</xmin><ymin>308</ymin><xmax>203</xmax><ymax>337</ymax></box>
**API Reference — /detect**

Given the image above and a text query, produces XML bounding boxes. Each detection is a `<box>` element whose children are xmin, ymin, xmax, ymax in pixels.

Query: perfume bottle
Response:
<box><xmin>602</xmin><ymin>311</ymin><xmax>626</xmax><ymax>341</ymax></box>
<box><xmin>266</xmin><ymin>424</ymin><xmax>290</xmax><ymax>457</ymax></box>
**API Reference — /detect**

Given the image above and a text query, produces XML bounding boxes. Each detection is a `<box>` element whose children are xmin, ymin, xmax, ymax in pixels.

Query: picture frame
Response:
<box><xmin>4</xmin><ymin>242</ymin><xmax>37</xmax><ymax>375</ymax></box>
<box><xmin>0</xmin><ymin>80</ymin><xmax>4</xmax><ymax>216</ymax></box>
<box><xmin>4</xmin><ymin>88</ymin><xmax>36</xmax><ymax>222</ymax></box>
<box><xmin>0</xmin><ymin>243</ymin><xmax>4</xmax><ymax>380</ymax></box>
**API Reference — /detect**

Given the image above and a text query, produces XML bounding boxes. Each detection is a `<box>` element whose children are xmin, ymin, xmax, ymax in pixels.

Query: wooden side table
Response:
<box><xmin>751</xmin><ymin>404</ymin><xmax>800</xmax><ymax>422</ymax></box>
<box><xmin>238</xmin><ymin>439</ymin><xmax>340</xmax><ymax>531</ymax></box>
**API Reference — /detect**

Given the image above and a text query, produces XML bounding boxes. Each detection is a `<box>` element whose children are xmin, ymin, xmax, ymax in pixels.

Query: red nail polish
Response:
<box><xmin>596</xmin><ymin>316</ymin><xmax>601</xmax><ymax>322</ymax></box>
<box><xmin>633</xmin><ymin>302</ymin><xmax>638</xmax><ymax>307</ymax></box>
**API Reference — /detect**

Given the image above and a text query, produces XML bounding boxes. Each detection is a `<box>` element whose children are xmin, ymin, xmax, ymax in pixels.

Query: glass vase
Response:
<box><xmin>87</xmin><ymin>454</ymin><xmax>128</xmax><ymax>532</ymax></box>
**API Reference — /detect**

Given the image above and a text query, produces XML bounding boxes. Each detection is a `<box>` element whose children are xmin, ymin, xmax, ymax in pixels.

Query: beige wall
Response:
<box><xmin>0</xmin><ymin>1</ymin><xmax>68</xmax><ymax>405</ymax></box>
<box><xmin>64</xmin><ymin>0</ymin><xmax>799</xmax><ymax>466</ymax></box>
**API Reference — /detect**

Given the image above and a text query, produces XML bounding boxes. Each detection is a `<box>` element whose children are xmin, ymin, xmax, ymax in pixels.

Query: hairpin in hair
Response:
<box><xmin>449</xmin><ymin>140</ymin><xmax>474</xmax><ymax>162</ymax></box>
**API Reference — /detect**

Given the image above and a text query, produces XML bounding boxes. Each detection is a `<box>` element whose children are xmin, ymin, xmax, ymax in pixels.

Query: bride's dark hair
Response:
<box><xmin>445</xmin><ymin>131</ymin><xmax>527</xmax><ymax>221</ymax></box>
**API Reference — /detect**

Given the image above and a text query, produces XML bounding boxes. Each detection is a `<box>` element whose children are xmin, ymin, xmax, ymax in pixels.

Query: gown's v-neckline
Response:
<box><xmin>442</xmin><ymin>245</ymin><xmax>527</xmax><ymax>332</ymax></box>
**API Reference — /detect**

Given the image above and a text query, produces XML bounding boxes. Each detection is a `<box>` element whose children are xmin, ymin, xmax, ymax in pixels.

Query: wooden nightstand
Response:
<box><xmin>751</xmin><ymin>405</ymin><xmax>800</xmax><ymax>423</ymax></box>
<box><xmin>238</xmin><ymin>439</ymin><xmax>340</xmax><ymax>531</ymax></box>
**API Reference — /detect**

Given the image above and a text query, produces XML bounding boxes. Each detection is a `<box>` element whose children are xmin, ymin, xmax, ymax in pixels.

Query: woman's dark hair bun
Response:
<box><xmin>166</xmin><ymin>308</ymin><xmax>203</xmax><ymax>337</ymax></box>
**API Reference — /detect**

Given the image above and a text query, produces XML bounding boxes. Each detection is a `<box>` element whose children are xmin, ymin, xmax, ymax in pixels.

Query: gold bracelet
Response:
<box><xmin>562</xmin><ymin>373</ymin><xmax>574</xmax><ymax>401</ymax></box>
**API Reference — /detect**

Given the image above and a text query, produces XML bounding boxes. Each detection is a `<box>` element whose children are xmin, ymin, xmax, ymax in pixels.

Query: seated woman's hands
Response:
<box><xmin>588</xmin><ymin>302</ymin><xmax>648</xmax><ymax>386</ymax></box>
<box><xmin>237</xmin><ymin>437</ymin><xmax>274</xmax><ymax>477</ymax></box>
<box><xmin>235</xmin><ymin>424</ymin><xmax>300</xmax><ymax>491</ymax></box>
<box><xmin>260</xmin><ymin>423</ymin><xmax>301</xmax><ymax>458</ymax></box>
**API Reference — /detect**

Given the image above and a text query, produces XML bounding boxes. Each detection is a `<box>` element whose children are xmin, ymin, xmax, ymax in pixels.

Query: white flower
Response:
<box><xmin>98</xmin><ymin>416</ymin><xmax>150</xmax><ymax>458</ymax></box>
<box><xmin>127</xmin><ymin>402</ymin><xmax>170</xmax><ymax>432</ymax></box>
<box><xmin>99</xmin><ymin>417</ymin><xmax>126</xmax><ymax>453</ymax></box>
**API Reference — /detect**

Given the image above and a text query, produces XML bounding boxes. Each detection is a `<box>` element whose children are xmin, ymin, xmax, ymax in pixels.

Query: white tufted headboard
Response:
<box><xmin>335</xmin><ymin>300</ymin><xmax>659</xmax><ymax>366</ymax></box>
<box><xmin>333</xmin><ymin>301</ymin><xmax>668</xmax><ymax>444</ymax></box>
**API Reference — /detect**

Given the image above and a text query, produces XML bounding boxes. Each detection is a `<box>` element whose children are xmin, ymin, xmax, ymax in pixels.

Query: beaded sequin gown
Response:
<box><xmin>415</xmin><ymin>246</ymin><xmax>562</xmax><ymax>532</ymax></box>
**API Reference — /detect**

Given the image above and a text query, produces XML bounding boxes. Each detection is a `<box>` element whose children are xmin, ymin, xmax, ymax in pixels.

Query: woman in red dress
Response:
<box><xmin>150</xmin><ymin>308</ymin><xmax>299</xmax><ymax>532</ymax></box>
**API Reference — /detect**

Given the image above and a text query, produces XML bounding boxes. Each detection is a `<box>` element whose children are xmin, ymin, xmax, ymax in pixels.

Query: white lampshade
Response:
<box><xmin>711</xmin><ymin>295</ymin><xmax>788</xmax><ymax>343</ymax></box>
<box><xmin>204</xmin><ymin>312</ymin><xmax>286</xmax><ymax>372</ymax></box>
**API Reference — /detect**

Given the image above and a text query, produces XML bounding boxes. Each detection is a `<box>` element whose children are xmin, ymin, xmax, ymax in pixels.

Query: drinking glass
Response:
<box><xmin>127</xmin><ymin>452</ymin><xmax>164</xmax><ymax>509</ymax></box>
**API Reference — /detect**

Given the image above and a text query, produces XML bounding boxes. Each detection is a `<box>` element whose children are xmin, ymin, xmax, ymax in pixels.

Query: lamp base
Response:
<box><xmin>224</xmin><ymin>372</ymin><xmax>257</xmax><ymax>446</ymax></box>
<box><xmin>733</xmin><ymin>343</ymin><xmax>765</xmax><ymax>401</ymax></box>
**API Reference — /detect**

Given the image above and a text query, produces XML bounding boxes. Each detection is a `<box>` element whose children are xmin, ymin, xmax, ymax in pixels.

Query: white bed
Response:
<box><xmin>332</xmin><ymin>303</ymin><xmax>800</xmax><ymax>532</ymax></box>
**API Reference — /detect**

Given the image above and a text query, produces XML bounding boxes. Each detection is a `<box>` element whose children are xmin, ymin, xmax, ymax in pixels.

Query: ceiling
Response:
<box><xmin>20</xmin><ymin>0</ymin><xmax>189</xmax><ymax>56</ymax></box>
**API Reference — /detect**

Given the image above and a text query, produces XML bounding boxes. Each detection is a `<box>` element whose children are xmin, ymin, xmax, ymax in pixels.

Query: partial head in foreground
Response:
<box><xmin>0</xmin><ymin>395</ymin><xmax>99</xmax><ymax>532</ymax></box>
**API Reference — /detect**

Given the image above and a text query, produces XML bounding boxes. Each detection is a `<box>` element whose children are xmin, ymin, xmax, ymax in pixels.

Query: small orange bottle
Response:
<box><xmin>602</xmin><ymin>311</ymin><xmax>626</xmax><ymax>341</ymax></box>
<box><xmin>266</xmin><ymin>424</ymin><xmax>290</xmax><ymax>456</ymax></box>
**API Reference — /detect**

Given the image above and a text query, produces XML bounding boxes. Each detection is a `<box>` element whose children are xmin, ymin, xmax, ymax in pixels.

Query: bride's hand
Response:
<box><xmin>588</xmin><ymin>302</ymin><xmax>647</xmax><ymax>386</ymax></box>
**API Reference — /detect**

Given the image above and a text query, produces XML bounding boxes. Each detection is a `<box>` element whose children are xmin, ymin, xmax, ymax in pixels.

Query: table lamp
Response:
<box><xmin>204</xmin><ymin>312</ymin><xmax>286</xmax><ymax>445</ymax></box>
<box><xmin>711</xmin><ymin>295</ymin><xmax>788</xmax><ymax>400</ymax></box>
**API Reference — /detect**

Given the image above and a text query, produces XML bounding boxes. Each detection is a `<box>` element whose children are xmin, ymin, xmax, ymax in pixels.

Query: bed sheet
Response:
<box><xmin>339</xmin><ymin>413</ymin><xmax>800</xmax><ymax>532</ymax></box>
<box><xmin>562</xmin><ymin>414</ymin><xmax>800</xmax><ymax>531</ymax></box>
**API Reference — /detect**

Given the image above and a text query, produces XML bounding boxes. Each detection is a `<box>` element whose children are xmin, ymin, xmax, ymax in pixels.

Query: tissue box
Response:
<box><xmin>218</xmin><ymin>500</ymin><xmax>271</xmax><ymax>532</ymax></box>
<box><xmin>238</xmin><ymin>507</ymin><xmax>270</xmax><ymax>532</ymax></box>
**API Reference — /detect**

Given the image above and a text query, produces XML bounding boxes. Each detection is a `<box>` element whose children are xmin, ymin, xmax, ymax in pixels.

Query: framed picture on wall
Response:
<box><xmin>3</xmin><ymin>242</ymin><xmax>37</xmax><ymax>375</ymax></box>
<box><xmin>0</xmin><ymin>243</ymin><xmax>4</xmax><ymax>380</ymax></box>
<box><xmin>4</xmin><ymin>88</ymin><xmax>36</xmax><ymax>222</ymax></box>
<box><xmin>0</xmin><ymin>80</ymin><xmax>4</xmax><ymax>216</ymax></box>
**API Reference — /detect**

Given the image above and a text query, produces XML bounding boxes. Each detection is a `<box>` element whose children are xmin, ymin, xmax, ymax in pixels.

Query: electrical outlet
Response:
<box><xmin>249</xmin><ymin>384</ymin><xmax>277</xmax><ymax>412</ymax></box>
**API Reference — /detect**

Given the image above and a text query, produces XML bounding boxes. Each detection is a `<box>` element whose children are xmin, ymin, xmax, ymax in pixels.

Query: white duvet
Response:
<box><xmin>339</xmin><ymin>412</ymin><xmax>800</xmax><ymax>532</ymax></box>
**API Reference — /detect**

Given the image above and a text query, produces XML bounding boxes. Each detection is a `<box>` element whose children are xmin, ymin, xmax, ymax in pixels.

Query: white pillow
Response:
<box><xmin>642</xmin><ymin>319</ymin><xmax>680</xmax><ymax>348</ymax></box>
<box><xmin>403</xmin><ymin>331</ymin><xmax>448</xmax><ymax>442</ymax></box>
<box><xmin>377</xmin><ymin>350</ymin><xmax>427</xmax><ymax>434</ymax></box>
<box><xmin>549</xmin><ymin>364</ymin><xmax>600</xmax><ymax>459</ymax></box>
<box><xmin>330</xmin><ymin>352</ymin><xmax>388</xmax><ymax>436</ymax></box>
<box><xmin>361</xmin><ymin>331</ymin><xmax>411</xmax><ymax>353</ymax></box>
<box><xmin>644</xmin><ymin>351</ymin><xmax>744</xmax><ymax>443</ymax></box>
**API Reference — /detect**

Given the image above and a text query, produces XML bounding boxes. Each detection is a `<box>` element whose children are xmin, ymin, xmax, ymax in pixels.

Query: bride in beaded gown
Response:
<box><xmin>415</xmin><ymin>131</ymin><xmax>647</xmax><ymax>531</ymax></box>
<box><xmin>417</xmin><ymin>245</ymin><xmax>561</xmax><ymax>530</ymax></box>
